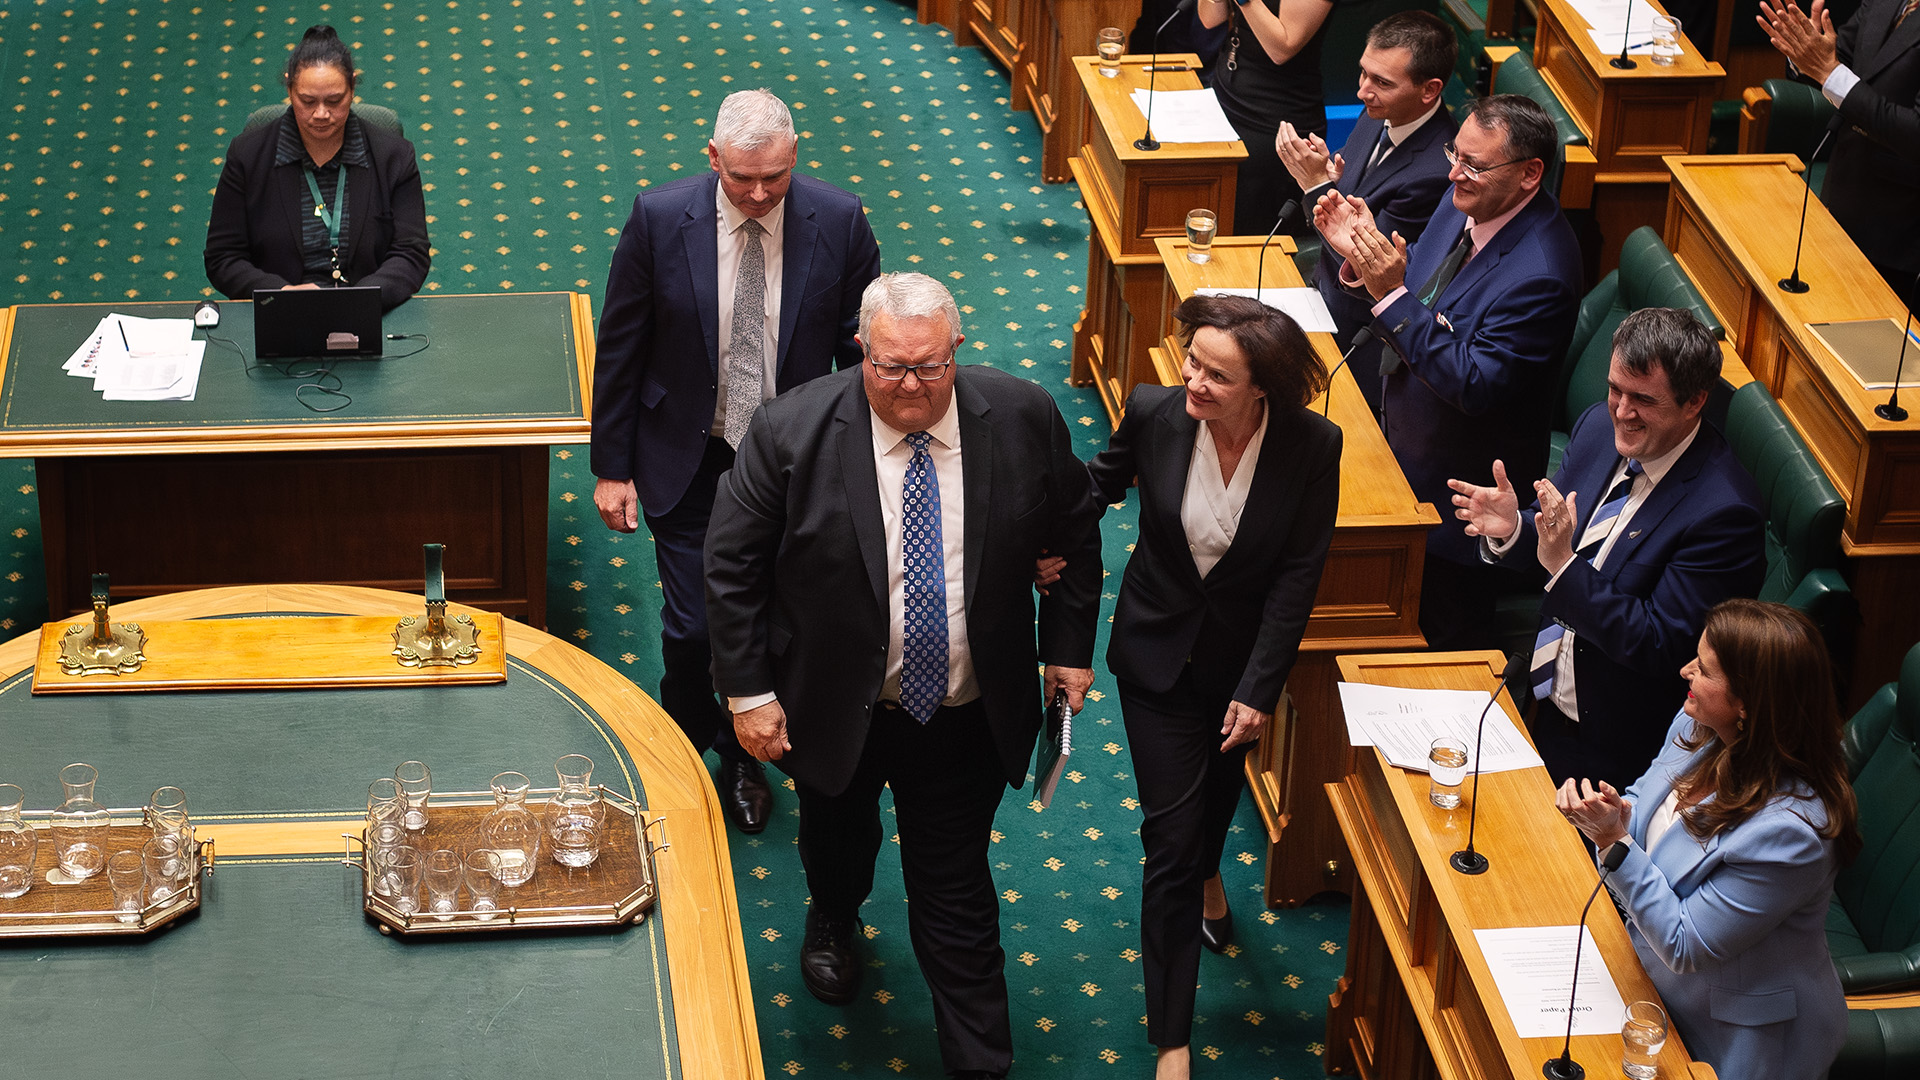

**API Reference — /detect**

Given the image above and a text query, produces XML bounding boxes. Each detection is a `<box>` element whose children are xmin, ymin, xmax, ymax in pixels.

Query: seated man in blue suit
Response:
<box><xmin>590</xmin><ymin>88</ymin><xmax>883</xmax><ymax>833</ymax></box>
<box><xmin>1275</xmin><ymin>9</ymin><xmax>1457</xmax><ymax>418</ymax></box>
<box><xmin>1448</xmin><ymin>308</ymin><xmax>1766</xmax><ymax>789</ymax></box>
<box><xmin>1313</xmin><ymin>94</ymin><xmax>1583</xmax><ymax>651</ymax></box>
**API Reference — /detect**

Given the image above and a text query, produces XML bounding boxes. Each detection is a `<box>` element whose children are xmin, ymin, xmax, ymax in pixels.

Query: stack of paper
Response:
<box><xmin>1474</xmin><ymin>926</ymin><xmax>1628</xmax><ymax>1037</ymax></box>
<box><xmin>1127</xmin><ymin>88</ymin><xmax>1240</xmax><ymax>144</ymax></box>
<box><xmin>1195</xmin><ymin>287</ymin><xmax>1338</xmax><ymax>333</ymax></box>
<box><xmin>1336</xmin><ymin>682</ymin><xmax>1544</xmax><ymax>774</ymax></box>
<box><xmin>1567</xmin><ymin>0</ymin><xmax>1657</xmax><ymax>39</ymax></box>
<box><xmin>63</xmin><ymin>314</ymin><xmax>204</xmax><ymax>401</ymax></box>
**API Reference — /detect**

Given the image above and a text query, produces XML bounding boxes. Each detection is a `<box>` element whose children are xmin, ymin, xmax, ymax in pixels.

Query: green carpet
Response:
<box><xmin>0</xmin><ymin>2</ymin><xmax>1349</xmax><ymax>1076</ymax></box>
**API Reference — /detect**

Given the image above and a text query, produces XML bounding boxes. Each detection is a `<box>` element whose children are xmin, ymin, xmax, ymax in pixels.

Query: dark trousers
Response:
<box><xmin>1531</xmin><ymin>698</ymin><xmax>1662</xmax><ymax>795</ymax></box>
<box><xmin>795</xmin><ymin>699</ymin><xmax>1013</xmax><ymax>1076</ymax></box>
<box><xmin>1418</xmin><ymin>555</ymin><xmax>1508</xmax><ymax>653</ymax></box>
<box><xmin>1121</xmin><ymin>671</ymin><xmax>1253</xmax><ymax>1048</ymax></box>
<box><xmin>643</xmin><ymin>436</ymin><xmax>749</xmax><ymax>766</ymax></box>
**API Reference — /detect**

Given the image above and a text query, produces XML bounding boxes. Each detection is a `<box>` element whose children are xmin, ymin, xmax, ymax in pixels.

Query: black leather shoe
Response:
<box><xmin>1201</xmin><ymin>902</ymin><xmax>1234</xmax><ymax>954</ymax></box>
<box><xmin>718</xmin><ymin>758</ymin><xmax>771</xmax><ymax>834</ymax></box>
<box><xmin>801</xmin><ymin>909</ymin><xmax>861</xmax><ymax>1005</ymax></box>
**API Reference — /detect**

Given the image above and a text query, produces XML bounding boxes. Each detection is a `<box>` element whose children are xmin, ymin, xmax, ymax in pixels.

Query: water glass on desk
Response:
<box><xmin>424</xmin><ymin>849</ymin><xmax>463</xmax><ymax>922</ymax></box>
<box><xmin>394</xmin><ymin>760</ymin><xmax>432</xmax><ymax>831</ymax></box>
<box><xmin>1186</xmin><ymin>209</ymin><xmax>1218</xmax><ymax>263</ymax></box>
<box><xmin>1652</xmin><ymin>16</ymin><xmax>1682</xmax><ymax>65</ymax></box>
<box><xmin>107</xmin><ymin>851</ymin><xmax>145</xmax><ymax>924</ymax></box>
<box><xmin>0</xmin><ymin>784</ymin><xmax>36</xmax><ymax>899</ymax></box>
<box><xmin>1622</xmin><ymin>1000</ymin><xmax>1668</xmax><ymax>1078</ymax></box>
<box><xmin>1097</xmin><ymin>28</ymin><xmax>1124</xmax><ymax>77</ymax></box>
<box><xmin>1428</xmin><ymin>737</ymin><xmax>1469</xmax><ymax>809</ymax></box>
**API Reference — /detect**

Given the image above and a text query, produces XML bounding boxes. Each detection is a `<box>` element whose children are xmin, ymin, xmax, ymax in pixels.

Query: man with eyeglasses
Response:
<box><xmin>705</xmin><ymin>273</ymin><xmax>1101</xmax><ymax>1079</ymax></box>
<box><xmin>1312</xmin><ymin>93</ymin><xmax>1581</xmax><ymax>651</ymax></box>
<box><xmin>590</xmin><ymin>89</ymin><xmax>881</xmax><ymax>835</ymax></box>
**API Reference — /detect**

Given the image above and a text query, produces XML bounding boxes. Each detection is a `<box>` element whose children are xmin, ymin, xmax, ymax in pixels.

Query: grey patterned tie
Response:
<box><xmin>724</xmin><ymin>218</ymin><xmax>767</xmax><ymax>450</ymax></box>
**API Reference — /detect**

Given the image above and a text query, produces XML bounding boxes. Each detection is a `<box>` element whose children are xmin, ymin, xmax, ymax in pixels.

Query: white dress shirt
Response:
<box><xmin>711</xmin><ymin>187</ymin><xmax>785</xmax><ymax>442</ymax></box>
<box><xmin>1181</xmin><ymin>406</ymin><xmax>1268</xmax><ymax>578</ymax></box>
<box><xmin>1373</xmin><ymin>98</ymin><xmax>1444</xmax><ymax>164</ymax></box>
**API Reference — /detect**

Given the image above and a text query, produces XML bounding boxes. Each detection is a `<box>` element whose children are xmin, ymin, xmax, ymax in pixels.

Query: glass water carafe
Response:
<box><xmin>481</xmin><ymin>771</ymin><xmax>540</xmax><ymax>887</ymax></box>
<box><xmin>50</xmin><ymin>763</ymin><xmax>109</xmax><ymax>881</ymax></box>
<box><xmin>543</xmin><ymin>754</ymin><xmax>606</xmax><ymax>868</ymax></box>
<box><xmin>0</xmin><ymin>784</ymin><xmax>38</xmax><ymax>898</ymax></box>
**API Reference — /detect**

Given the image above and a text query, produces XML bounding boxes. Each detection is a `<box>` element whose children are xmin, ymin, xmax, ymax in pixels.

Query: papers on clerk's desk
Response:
<box><xmin>63</xmin><ymin>314</ymin><xmax>204</xmax><ymax>401</ymax></box>
<box><xmin>1126</xmin><ymin>88</ymin><xmax>1240</xmax><ymax>144</ymax></box>
<box><xmin>1194</xmin><ymin>287</ymin><xmax>1338</xmax><ymax>333</ymax></box>
<box><xmin>1587</xmin><ymin>29</ymin><xmax>1658</xmax><ymax>54</ymax></box>
<box><xmin>1474</xmin><ymin>926</ymin><xmax>1628</xmax><ymax>1038</ymax></box>
<box><xmin>1565</xmin><ymin>0</ymin><xmax>1656</xmax><ymax>39</ymax></box>
<box><xmin>1336</xmin><ymin>682</ymin><xmax>1544</xmax><ymax>774</ymax></box>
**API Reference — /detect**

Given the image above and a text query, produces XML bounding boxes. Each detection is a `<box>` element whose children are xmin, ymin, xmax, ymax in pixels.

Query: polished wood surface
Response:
<box><xmin>1014</xmin><ymin>1</ymin><xmax>1143</xmax><ymax>182</ymax></box>
<box><xmin>1152</xmin><ymin>235</ymin><xmax>1441</xmax><ymax>904</ymax></box>
<box><xmin>1069</xmin><ymin>54</ymin><xmax>1244</xmax><ymax>424</ymax></box>
<box><xmin>1325</xmin><ymin>651</ymin><xmax>1716</xmax><ymax>1080</ymax></box>
<box><xmin>0</xmin><ymin>584</ymin><xmax>764</xmax><ymax>1080</ymax></box>
<box><xmin>1662</xmin><ymin>155</ymin><xmax>1920</xmax><ymax>704</ymax></box>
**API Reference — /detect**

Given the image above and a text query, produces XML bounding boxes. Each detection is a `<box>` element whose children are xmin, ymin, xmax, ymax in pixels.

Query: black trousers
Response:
<box><xmin>1418</xmin><ymin>555</ymin><xmax>1508</xmax><ymax>653</ymax></box>
<box><xmin>642</xmin><ymin>436</ymin><xmax>750</xmax><ymax>766</ymax></box>
<box><xmin>1121</xmin><ymin>670</ymin><xmax>1254</xmax><ymax>1048</ymax></box>
<box><xmin>795</xmin><ymin>699</ymin><xmax>1013</xmax><ymax>1076</ymax></box>
<box><xmin>1531</xmin><ymin>698</ymin><xmax>1663</xmax><ymax>795</ymax></box>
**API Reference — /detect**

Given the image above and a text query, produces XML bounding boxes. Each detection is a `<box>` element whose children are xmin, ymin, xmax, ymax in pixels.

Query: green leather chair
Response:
<box><xmin>1828</xmin><ymin>642</ymin><xmax>1920</xmax><ymax>1079</ymax></box>
<box><xmin>1754</xmin><ymin>78</ymin><xmax>1836</xmax><ymax>195</ymax></box>
<box><xmin>1490</xmin><ymin>54</ymin><xmax>1585</xmax><ymax>199</ymax></box>
<box><xmin>242</xmin><ymin>103</ymin><xmax>404</xmax><ymax>140</ymax></box>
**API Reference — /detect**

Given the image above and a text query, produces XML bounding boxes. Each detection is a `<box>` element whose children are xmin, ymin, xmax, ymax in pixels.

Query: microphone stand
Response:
<box><xmin>1875</xmin><ymin>273</ymin><xmax>1919</xmax><ymax>422</ymax></box>
<box><xmin>1252</xmin><ymin>199</ymin><xmax>1300</xmax><ymax>298</ymax></box>
<box><xmin>1321</xmin><ymin>326</ymin><xmax>1376</xmax><ymax>417</ymax></box>
<box><xmin>1779</xmin><ymin>120</ymin><xmax>1840</xmax><ymax>294</ymax></box>
<box><xmin>1610</xmin><ymin>0</ymin><xmax>1639</xmax><ymax>69</ymax></box>
<box><xmin>1543</xmin><ymin>842</ymin><xmax>1630</xmax><ymax>1080</ymax></box>
<box><xmin>1135</xmin><ymin>0</ymin><xmax>1198</xmax><ymax>151</ymax></box>
<box><xmin>1449</xmin><ymin>652</ymin><xmax>1528</xmax><ymax>875</ymax></box>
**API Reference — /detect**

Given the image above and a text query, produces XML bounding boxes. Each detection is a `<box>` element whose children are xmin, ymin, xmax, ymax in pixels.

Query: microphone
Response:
<box><xmin>1135</xmin><ymin>0</ymin><xmax>1199</xmax><ymax>152</ymax></box>
<box><xmin>1875</xmin><ymin>272</ymin><xmax>1919</xmax><ymax>423</ymax></box>
<box><xmin>1252</xmin><ymin>199</ymin><xmax>1300</xmax><ymax>299</ymax></box>
<box><xmin>1778</xmin><ymin>113</ymin><xmax>1844</xmax><ymax>295</ymax></box>
<box><xmin>1321</xmin><ymin>325</ymin><xmax>1376</xmax><ymax>417</ymax></box>
<box><xmin>1543</xmin><ymin>841</ymin><xmax>1631</xmax><ymax>1080</ymax></box>
<box><xmin>1449</xmin><ymin>651</ymin><xmax>1530</xmax><ymax>875</ymax></box>
<box><xmin>1610</xmin><ymin>0</ymin><xmax>1639</xmax><ymax>69</ymax></box>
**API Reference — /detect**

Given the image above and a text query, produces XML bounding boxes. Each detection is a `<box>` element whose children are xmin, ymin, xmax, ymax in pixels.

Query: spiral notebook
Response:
<box><xmin>1032</xmin><ymin>689</ymin><xmax>1073</xmax><ymax>808</ymax></box>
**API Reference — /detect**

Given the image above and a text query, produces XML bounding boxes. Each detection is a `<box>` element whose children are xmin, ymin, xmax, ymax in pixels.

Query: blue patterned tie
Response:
<box><xmin>1530</xmin><ymin>459</ymin><xmax>1643</xmax><ymax>701</ymax></box>
<box><xmin>898</xmin><ymin>431</ymin><xmax>949</xmax><ymax>723</ymax></box>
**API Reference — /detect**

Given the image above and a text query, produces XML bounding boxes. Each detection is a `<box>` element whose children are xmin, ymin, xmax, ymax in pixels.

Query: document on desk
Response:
<box><xmin>94</xmin><ymin>340</ymin><xmax>205</xmax><ymax>401</ymax></box>
<box><xmin>1194</xmin><ymin>287</ymin><xmax>1338</xmax><ymax>333</ymax></box>
<box><xmin>1587</xmin><ymin>29</ymin><xmax>1657</xmax><ymax>54</ymax></box>
<box><xmin>1127</xmin><ymin>88</ymin><xmax>1240</xmax><ymax>144</ymax></box>
<box><xmin>1566</xmin><ymin>0</ymin><xmax>1655</xmax><ymax>37</ymax></box>
<box><xmin>1474</xmin><ymin>925</ymin><xmax>1628</xmax><ymax>1038</ymax></box>
<box><xmin>1336</xmin><ymin>682</ymin><xmax>1543</xmax><ymax>773</ymax></box>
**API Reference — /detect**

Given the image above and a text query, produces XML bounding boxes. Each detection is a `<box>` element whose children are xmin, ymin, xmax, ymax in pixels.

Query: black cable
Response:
<box><xmin>384</xmin><ymin>332</ymin><xmax>431</xmax><ymax>359</ymax></box>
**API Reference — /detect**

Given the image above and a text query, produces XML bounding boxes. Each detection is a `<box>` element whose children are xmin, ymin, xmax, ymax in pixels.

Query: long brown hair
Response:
<box><xmin>1674</xmin><ymin>599</ymin><xmax>1861</xmax><ymax>865</ymax></box>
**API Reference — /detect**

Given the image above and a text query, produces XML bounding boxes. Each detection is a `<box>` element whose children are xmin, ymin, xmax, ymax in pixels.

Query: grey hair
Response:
<box><xmin>858</xmin><ymin>273</ymin><xmax>963</xmax><ymax>348</ymax></box>
<box><xmin>712</xmin><ymin>89</ymin><xmax>795</xmax><ymax>153</ymax></box>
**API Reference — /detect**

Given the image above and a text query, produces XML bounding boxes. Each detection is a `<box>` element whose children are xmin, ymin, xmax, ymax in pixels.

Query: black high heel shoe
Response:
<box><xmin>1200</xmin><ymin>902</ymin><xmax>1234</xmax><ymax>953</ymax></box>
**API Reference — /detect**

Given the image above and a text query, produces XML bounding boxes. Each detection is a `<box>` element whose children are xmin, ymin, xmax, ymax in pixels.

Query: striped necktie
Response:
<box><xmin>898</xmin><ymin>431</ymin><xmax>949</xmax><ymax>723</ymax></box>
<box><xmin>1529</xmin><ymin>460</ymin><xmax>1643</xmax><ymax>701</ymax></box>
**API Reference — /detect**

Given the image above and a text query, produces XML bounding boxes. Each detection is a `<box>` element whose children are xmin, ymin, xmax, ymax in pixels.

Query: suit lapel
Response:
<box><xmin>681</xmin><ymin>177</ymin><xmax>722</xmax><ymax>376</ymax></box>
<box><xmin>1207</xmin><ymin>407</ymin><xmax>1287</xmax><ymax>580</ymax></box>
<box><xmin>1857</xmin><ymin>3</ymin><xmax>1920</xmax><ymax>81</ymax></box>
<box><xmin>1345</xmin><ymin>117</ymin><xmax>1387</xmax><ymax>193</ymax></box>
<box><xmin>1153</xmin><ymin>399</ymin><xmax>1207</xmax><ymax>588</ymax></box>
<box><xmin>1437</xmin><ymin>194</ymin><xmax>1542</xmax><ymax>305</ymax></box>
<box><xmin>838</xmin><ymin>382</ymin><xmax>888</xmax><ymax>611</ymax></box>
<box><xmin>1601</xmin><ymin>430</ymin><xmax>1712</xmax><ymax>568</ymax></box>
<box><xmin>957</xmin><ymin>374</ymin><xmax>992</xmax><ymax>611</ymax></box>
<box><xmin>778</xmin><ymin>188</ymin><xmax>819</xmax><ymax>379</ymax></box>
<box><xmin>275</xmin><ymin>163</ymin><xmax>305</xmax><ymax>265</ymax></box>
<box><xmin>343</xmin><ymin>158</ymin><xmax>372</xmax><ymax>273</ymax></box>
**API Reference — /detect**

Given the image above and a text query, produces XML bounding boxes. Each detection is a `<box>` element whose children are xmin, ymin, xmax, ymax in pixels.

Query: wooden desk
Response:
<box><xmin>1068</xmin><ymin>55</ymin><xmax>1244</xmax><ymax>425</ymax></box>
<box><xmin>1013</xmin><ymin>1</ymin><xmax>1143</xmax><ymax>183</ymax></box>
<box><xmin>1662</xmin><ymin>155</ymin><xmax>1920</xmax><ymax>704</ymax></box>
<box><xmin>0</xmin><ymin>293</ymin><xmax>593</xmax><ymax>627</ymax></box>
<box><xmin>1325</xmin><ymin>651</ymin><xmax>1716</xmax><ymax>1080</ymax></box>
<box><xmin>1152</xmin><ymin>235</ymin><xmax>1441</xmax><ymax>904</ymax></box>
<box><xmin>0</xmin><ymin>585</ymin><xmax>759</xmax><ymax>1079</ymax></box>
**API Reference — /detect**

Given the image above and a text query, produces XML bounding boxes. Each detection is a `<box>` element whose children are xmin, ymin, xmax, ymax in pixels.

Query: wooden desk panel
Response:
<box><xmin>1019</xmin><ymin>1</ymin><xmax>1144</xmax><ymax>183</ymax></box>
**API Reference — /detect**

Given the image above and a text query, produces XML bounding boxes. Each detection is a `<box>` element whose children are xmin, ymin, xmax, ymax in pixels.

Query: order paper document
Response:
<box><xmin>1567</xmin><ymin>0</ymin><xmax>1656</xmax><ymax>38</ymax></box>
<box><xmin>1194</xmin><ymin>287</ymin><xmax>1338</xmax><ymax>333</ymax></box>
<box><xmin>1127</xmin><ymin>88</ymin><xmax>1241</xmax><ymax>144</ymax></box>
<box><xmin>1475</xmin><ymin>925</ymin><xmax>1628</xmax><ymax>1038</ymax></box>
<box><xmin>96</xmin><ymin>341</ymin><xmax>205</xmax><ymax>401</ymax></box>
<box><xmin>1337</xmin><ymin>681</ymin><xmax>1544</xmax><ymax>773</ymax></box>
<box><xmin>1588</xmin><ymin>29</ymin><xmax>1658</xmax><ymax>54</ymax></box>
<box><xmin>62</xmin><ymin>314</ymin><xmax>203</xmax><ymax>400</ymax></box>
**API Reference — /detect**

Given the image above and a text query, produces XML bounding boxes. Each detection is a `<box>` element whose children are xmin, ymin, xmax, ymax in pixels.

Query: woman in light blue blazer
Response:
<box><xmin>1557</xmin><ymin>599</ymin><xmax>1861</xmax><ymax>1080</ymax></box>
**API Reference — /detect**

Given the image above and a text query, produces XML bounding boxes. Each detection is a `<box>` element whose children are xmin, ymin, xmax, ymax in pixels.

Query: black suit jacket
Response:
<box><xmin>590</xmin><ymin>172</ymin><xmax>883</xmax><ymax>517</ymax></box>
<box><xmin>704</xmin><ymin>365</ymin><xmax>1103</xmax><ymax>796</ymax></box>
<box><xmin>1088</xmin><ymin>385</ymin><xmax>1341</xmax><ymax>712</ymax></box>
<box><xmin>1827</xmin><ymin>0</ymin><xmax>1920</xmax><ymax>274</ymax></box>
<box><xmin>203</xmin><ymin>116</ymin><xmax>431</xmax><ymax>311</ymax></box>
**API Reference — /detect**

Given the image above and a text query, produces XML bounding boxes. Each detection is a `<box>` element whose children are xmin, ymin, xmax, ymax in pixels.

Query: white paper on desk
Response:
<box><xmin>1336</xmin><ymin>682</ymin><xmax>1543</xmax><ymax>773</ymax></box>
<box><xmin>1474</xmin><ymin>926</ymin><xmax>1628</xmax><ymax>1039</ymax></box>
<box><xmin>1194</xmin><ymin>287</ymin><xmax>1338</xmax><ymax>333</ymax></box>
<box><xmin>109</xmin><ymin>313</ymin><xmax>196</xmax><ymax>358</ymax></box>
<box><xmin>1587</xmin><ymin>29</ymin><xmax>1658</xmax><ymax>54</ymax></box>
<box><xmin>1127</xmin><ymin>88</ymin><xmax>1240</xmax><ymax>144</ymax></box>
<box><xmin>1567</xmin><ymin>0</ymin><xmax>1657</xmax><ymax>37</ymax></box>
<box><xmin>98</xmin><ymin>340</ymin><xmax>204</xmax><ymax>401</ymax></box>
<box><xmin>63</xmin><ymin>317</ymin><xmax>115</xmax><ymax>377</ymax></box>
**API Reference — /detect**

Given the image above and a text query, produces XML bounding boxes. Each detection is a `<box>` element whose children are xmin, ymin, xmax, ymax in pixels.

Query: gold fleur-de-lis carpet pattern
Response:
<box><xmin>0</xmin><ymin>2</ymin><xmax>1349</xmax><ymax>1075</ymax></box>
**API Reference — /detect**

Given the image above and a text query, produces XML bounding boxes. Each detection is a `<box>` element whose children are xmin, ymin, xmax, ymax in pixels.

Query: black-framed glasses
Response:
<box><xmin>1443</xmin><ymin>143</ymin><xmax>1524</xmax><ymax>182</ymax></box>
<box><xmin>869</xmin><ymin>359</ymin><xmax>953</xmax><ymax>382</ymax></box>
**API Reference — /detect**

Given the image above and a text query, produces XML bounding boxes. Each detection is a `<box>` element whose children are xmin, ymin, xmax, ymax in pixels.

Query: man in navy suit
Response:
<box><xmin>591</xmin><ymin>89</ymin><xmax>883</xmax><ymax>832</ymax></box>
<box><xmin>1276</xmin><ymin>10</ymin><xmax>1458</xmax><ymax>417</ymax></box>
<box><xmin>1314</xmin><ymin>94</ymin><xmax>1582</xmax><ymax>651</ymax></box>
<box><xmin>1448</xmin><ymin>308</ymin><xmax>1766</xmax><ymax>789</ymax></box>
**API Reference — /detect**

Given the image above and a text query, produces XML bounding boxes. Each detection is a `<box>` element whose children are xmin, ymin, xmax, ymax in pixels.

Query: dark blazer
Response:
<box><xmin>204</xmin><ymin>115</ymin><xmax>431</xmax><ymax>311</ymax></box>
<box><xmin>1375</xmin><ymin>188</ymin><xmax>1582</xmax><ymax>567</ymax></box>
<box><xmin>704</xmin><ymin>365</ymin><xmax>1103</xmax><ymax>797</ymax></box>
<box><xmin>1309</xmin><ymin>109</ymin><xmax>1458</xmax><ymax>354</ymax></box>
<box><xmin>590</xmin><ymin>171</ymin><xmax>883</xmax><ymax>517</ymax></box>
<box><xmin>1826</xmin><ymin>0</ymin><xmax>1920</xmax><ymax>275</ymax></box>
<box><xmin>1088</xmin><ymin>384</ymin><xmax>1341</xmax><ymax>712</ymax></box>
<box><xmin>1498</xmin><ymin>404</ymin><xmax>1765</xmax><ymax>768</ymax></box>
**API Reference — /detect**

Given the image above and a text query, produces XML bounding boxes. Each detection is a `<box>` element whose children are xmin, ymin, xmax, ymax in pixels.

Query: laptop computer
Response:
<box><xmin>253</xmin><ymin>285</ymin><xmax>384</xmax><ymax>359</ymax></box>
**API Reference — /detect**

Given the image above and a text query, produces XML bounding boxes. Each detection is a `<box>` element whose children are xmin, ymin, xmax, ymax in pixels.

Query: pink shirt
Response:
<box><xmin>1342</xmin><ymin>189</ymin><xmax>1541</xmax><ymax>316</ymax></box>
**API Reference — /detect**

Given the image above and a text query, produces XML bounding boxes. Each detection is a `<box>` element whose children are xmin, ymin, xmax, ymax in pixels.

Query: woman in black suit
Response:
<box><xmin>203</xmin><ymin>25</ymin><xmax>430</xmax><ymax>310</ymax></box>
<box><xmin>1091</xmin><ymin>294</ymin><xmax>1340</xmax><ymax>1080</ymax></box>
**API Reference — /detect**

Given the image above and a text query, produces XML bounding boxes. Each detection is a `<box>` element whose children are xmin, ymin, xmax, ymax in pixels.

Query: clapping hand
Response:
<box><xmin>1275</xmin><ymin>121</ymin><xmax>1343</xmax><ymax>192</ymax></box>
<box><xmin>1758</xmin><ymin>0</ymin><xmax>1839</xmax><ymax>83</ymax></box>
<box><xmin>1555</xmin><ymin>777</ymin><xmax>1631</xmax><ymax>851</ymax></box>
<box><xmin>1348</xmin><ymin>218</ymin><xmax>1409</xmax><ymax>300</ymax></box>
<box><xmin>1312</xmin><ymin>191</ymin><xmax>1377</xmax><ymax>263</ymax></box>
<box><xmin>1447</xmin><ymin>459</ymin><xmax>1521</xmax><ymax>541</ymax></box>
<box><xmin>1533</xmin><ymin>478</ymin><xmax>1579</xmax><ymax>573</ymax></box>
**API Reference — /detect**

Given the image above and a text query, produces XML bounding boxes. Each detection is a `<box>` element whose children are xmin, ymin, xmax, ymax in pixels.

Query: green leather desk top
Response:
<box><xmin>0</xmin><ymin>292</ymin><xmax>589</xmax><ymax>451</ymax></box>
<box><xmin>0</xmin><ymin>626</ymin><xmax>680</xmax><ymax>1079</ymax></box>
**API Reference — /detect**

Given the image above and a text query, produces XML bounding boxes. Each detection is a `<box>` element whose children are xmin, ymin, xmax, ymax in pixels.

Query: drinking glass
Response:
<box><xmin>424</xmin><ymin>848</ymin><xmax>463</xmax><ymax>921</ymax></box>
<box><xmin>1622</xmin><ymin>1000</ymin><xmax>1668</xmax><ymax>1078</ymax></box>
<box><xmin>147</xmin><ymin>785</ymin><xmax>192</xmax><ymax>857</ymax></box>
<box><xmin>393</xmin><ymin>761</ymin><xmax>431</xmax><ymax>831</ymax></box>
<box><xmin>142</xmin><ymin>834</ymin><xmax>188</xmax><ymax>904</ymax></box>
<box><xmin>367</xmin><ymin>777</ymin><xmax>408</xmax><ymax>831</ymax></box>
<box><xmin>465</xmin><ymin>849</ymin><xmax>502</xmax><ymax>922</ymax></box>
<box><xmin>106</xmin><ymin>850</ymin><xmax>145</xmax><ymax>924</ymax></box>
<box><xmin>1096</xmin><ymin>27</ymin><xmax>1125</xmax><ymax>78</ymax></box>
<box><xmin>1185</xmin><ymin>209</ymin><xmax>1218</xmax><ymax>263</ymax></box>
<box><xmin>383</xmin><ymin>845</ymin><xmax>422</xmax><ymax>915</ymax></box>
<box><xmin>52</xmin><ymin>762</ymin><xmax>110</xmax><ymax>881</ymax></box>
<box><xmin>1428</xmin><ymin>737</ymin><xmax>1469</xmax><ymax>809</ymax></box>
<box><xmin>147</xmin><ymin>808</ymin><xmax>192</xmax><ymax>879</ymax></box>
<box><xmin>0</xmin><ymin>784</ymin><xmax>36</xmax><ymax>899</ymax></box>
<box><xmin>1651</xmin><ymin>16</ymin><xmax>1682</xmax><ymax>65</ymax></box>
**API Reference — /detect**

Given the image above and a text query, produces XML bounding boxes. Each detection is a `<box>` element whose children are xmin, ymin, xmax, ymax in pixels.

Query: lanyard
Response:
<box><xmin>301</xmin><ymin>163</ymin><xmax>346</xmax><ymax>279</ymax></box>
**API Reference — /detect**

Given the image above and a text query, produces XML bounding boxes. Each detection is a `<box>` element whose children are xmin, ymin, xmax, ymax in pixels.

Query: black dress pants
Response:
<box><xmin>794</xmin><ymin>699</ymin><xmax>1013</xmax><ymax>1076</ymax></box>
<box><xmin>1121</xmin><ymin>670</ymin><xmax>1253</xmax><ymax>1048</ymax></box>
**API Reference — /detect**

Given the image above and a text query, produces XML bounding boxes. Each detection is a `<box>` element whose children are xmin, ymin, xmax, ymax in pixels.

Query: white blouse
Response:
<box><xmin>1645</xmin><ymin>789</ymin><xmax>1686</xmax><ymax>853</ymax></box>
<box><xmin>1181</xmin><ymin>405</ymin><xmax>1268</xmax><ymax>579</ymax></box>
